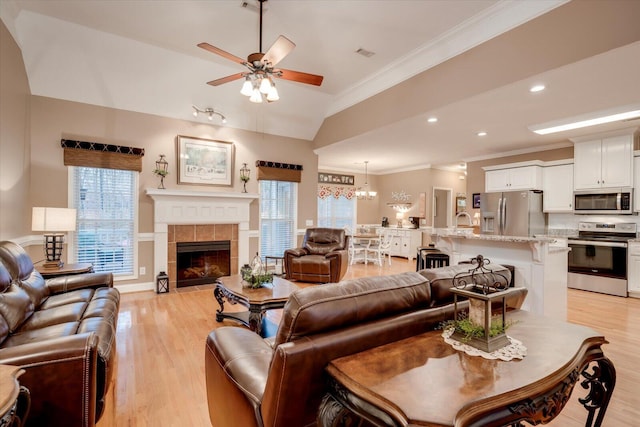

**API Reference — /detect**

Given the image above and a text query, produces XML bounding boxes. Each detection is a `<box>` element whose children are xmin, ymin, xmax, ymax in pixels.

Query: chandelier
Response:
<box><xmin>356</xmin><ymin>161</ymin><xmax>377</xmax><ymax>200</ymax></box>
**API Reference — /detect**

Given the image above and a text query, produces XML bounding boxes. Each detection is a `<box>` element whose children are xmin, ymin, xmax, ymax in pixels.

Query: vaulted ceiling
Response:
<box><xmin>2</xmin><ymin>0</ymin><xmax>639</xmax><ymax>174</ymax></box>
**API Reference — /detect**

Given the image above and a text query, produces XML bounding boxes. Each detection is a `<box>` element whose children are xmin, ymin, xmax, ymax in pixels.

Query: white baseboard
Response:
<box><xmin>115</xmin><ymin>281</ymin><xmax>155</xmax><ymax>294</ymax></box>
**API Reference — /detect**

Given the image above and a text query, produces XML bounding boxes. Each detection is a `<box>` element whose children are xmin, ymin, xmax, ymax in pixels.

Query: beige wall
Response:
<box><xmin>317</xmin><ymin>167</ymin><xmax>465</xmax><ymax>227</ymax></box>
<box><xmin>23</xmin><ymin>96</ymin><xmax>317</xmax><ymax>285</ymax></box>
<box><xmin>0</xmin><ymin>20</ymin><xmax>31</xmax><ymax>240</ymax></box>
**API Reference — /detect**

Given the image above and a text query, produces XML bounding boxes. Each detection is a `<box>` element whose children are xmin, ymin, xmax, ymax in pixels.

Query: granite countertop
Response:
<box><xmin>435</xmin><ymin>231</ymin><xmax>557</xmax><ymax>243</ymax></box>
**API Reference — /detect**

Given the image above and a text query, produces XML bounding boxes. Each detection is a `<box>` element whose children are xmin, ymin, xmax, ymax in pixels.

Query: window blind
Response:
<box><xmin>318</xmin><ymin>195</ymin><xmax>356</xmax><ymax>230</ymax></box>
<box><xmin>259</xmin><ymin>180</ymin><xmax>297</xmax><ymax>258</ymax></box>
<box><xmin>72</xmin><ymin>167</ymin><xmax>137</xmax><ymax>275</ymax></box>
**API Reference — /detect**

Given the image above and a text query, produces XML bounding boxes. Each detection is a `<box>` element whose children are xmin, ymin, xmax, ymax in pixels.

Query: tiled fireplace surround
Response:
<box><xmin>146</xmin><ymin>189</ymin><xmax>258</xmax><ymax>291</ymax></box>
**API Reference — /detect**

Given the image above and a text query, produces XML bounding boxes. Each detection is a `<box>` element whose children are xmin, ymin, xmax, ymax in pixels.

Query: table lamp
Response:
<box><xmin>32</xmin><ymin>207</ymin><xmax>77</xmax><ymax>268</ymax></box>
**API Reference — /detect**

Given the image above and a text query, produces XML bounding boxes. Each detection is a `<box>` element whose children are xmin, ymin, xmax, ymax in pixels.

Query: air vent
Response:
<box><xmin>356</xmin><ymin>48</ymin><xmax>375</xmax><ymax>58</ymax></box>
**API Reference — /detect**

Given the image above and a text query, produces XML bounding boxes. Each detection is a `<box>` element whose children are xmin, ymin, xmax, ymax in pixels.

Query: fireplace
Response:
<box><xmin>176</xmin><ymin>240</ymin><xmax>230</xmax><ymax>287</ymax></box>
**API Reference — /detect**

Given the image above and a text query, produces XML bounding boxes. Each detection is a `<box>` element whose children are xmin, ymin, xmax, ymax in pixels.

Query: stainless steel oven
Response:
<box><xmin>567</xmin><ymin>222</ymin><xmax>636</xmax><ymax>297</ymax></box>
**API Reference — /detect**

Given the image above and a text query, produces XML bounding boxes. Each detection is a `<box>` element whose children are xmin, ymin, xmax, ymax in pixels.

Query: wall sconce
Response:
<box><xmin>192</xmin><ymin>105</ymin><xmax>227</xmax><ymax>123</ymax></box>
<box><xmin>239</xmin><ymin>162</ymin><xmax>251</xmax><ymax>193</ymax></box>
<box><xmin>153</xmin><ymin>154</ymin><xmax>169</xmax><ymax>189</ymax></box>
<box><xmin>32</xmin><ymin>207</ymin><xmax>77</xmax><ymax>268</ymax></box>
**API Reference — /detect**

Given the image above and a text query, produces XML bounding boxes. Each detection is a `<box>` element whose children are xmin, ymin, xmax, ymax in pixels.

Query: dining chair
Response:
<box><xmin>367</xmin><ymin>230</ymin><xmax>393</xmax><ymax>266</ymax></box>
<box><xmin>345</xmin><ymin>227</ymin><xmax>366</xmax><ymax>265</ymax></box>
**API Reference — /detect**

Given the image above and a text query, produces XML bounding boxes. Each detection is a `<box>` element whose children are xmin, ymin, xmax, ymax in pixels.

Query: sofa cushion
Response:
<box><xmin>0</xmin><ymin>240</ymin><xmax>36</xmax><ymax>281</ymax></box>
<box><xmin>19</xmin><ymin>302</ymin><xmax>88</xmax><ymax>331</ymax></box>
<box><xmin>0</xmin><ymin>284</ymin><xmax>34</xmax><ymax>333</ymax></box>
<box><xmin>17</xmin><ymin>272</ymin><xmax>50</xmax><ymax>309</ymax></box>
<box><xmin>274</xmin><ymin>271</ymin><xmax>431</xmax><ymax>347</ymax></box>
<box><xmin>40</xmin><ymin>289</ymin><xmax>95</xmax><ymax>310</ymax></box>
<box><xmin>1</xmin><ymin>321</ymin><xmax>80</xmax><ymax>348</ymax></box>
<box><xmin>288</xmin><ymin>255</ymin><xmax>330</xmax><ymax>275</ymax></box>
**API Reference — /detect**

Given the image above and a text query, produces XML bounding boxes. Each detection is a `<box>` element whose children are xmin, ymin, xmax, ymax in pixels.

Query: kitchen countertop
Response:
<box><xmin>434</xmin><ymin>231</ymin><xmax>557</xmax><ymax>244</ymax></box>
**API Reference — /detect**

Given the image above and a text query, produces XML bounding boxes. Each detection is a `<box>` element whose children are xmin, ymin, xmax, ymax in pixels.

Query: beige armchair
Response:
<box><xmin>284</xmin><ymin>228</ymin><xmax>348</xmax><ymax>283</ymax></box>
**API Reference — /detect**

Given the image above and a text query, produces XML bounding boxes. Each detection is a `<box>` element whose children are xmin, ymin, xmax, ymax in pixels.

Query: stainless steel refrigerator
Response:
<box><xmin>480</xmin><ymin>190</ymin><xmax>547</xmax><ymax>237</ymax></box>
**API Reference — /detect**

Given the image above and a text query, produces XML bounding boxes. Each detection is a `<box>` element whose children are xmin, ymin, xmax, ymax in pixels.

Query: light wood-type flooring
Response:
<box><xmin>97</xmin><ymin>258</ymin><xmax>640</xmax><ymax>427</ymax></box>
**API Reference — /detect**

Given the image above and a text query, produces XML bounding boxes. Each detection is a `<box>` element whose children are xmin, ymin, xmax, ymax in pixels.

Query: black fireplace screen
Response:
<box><xmin>176</xmin><ymin>240</ymin><xmax>231</xmax><ymax>287</ymax></box>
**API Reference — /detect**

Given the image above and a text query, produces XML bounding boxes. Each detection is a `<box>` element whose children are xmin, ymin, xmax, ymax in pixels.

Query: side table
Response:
<box><xmin>36</xmin><ymin>262</ymin><xmax>93</xmax><ymax>279</ymax></box>
<box><xmin>0</xmin><ymin>365</ymin><xmax>30</xmax><ymax>426</ymax></box>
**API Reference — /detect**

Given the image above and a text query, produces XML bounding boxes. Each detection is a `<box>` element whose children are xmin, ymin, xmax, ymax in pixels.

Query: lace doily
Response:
<box><xmin>442</xmin><ymin>328</ymin><xmax>527</xmax><ymax>361</ymax></box>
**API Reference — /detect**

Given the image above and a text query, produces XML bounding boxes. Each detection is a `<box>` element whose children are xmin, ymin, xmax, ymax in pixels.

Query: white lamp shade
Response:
<box><xmin>32</xmin><ymin>207</ymin><xmax>77</xmax><ymax>232</ymax></box>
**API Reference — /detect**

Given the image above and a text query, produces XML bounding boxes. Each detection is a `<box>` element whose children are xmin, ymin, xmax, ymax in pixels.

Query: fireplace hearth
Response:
<box><xmin>177</xmin><ymin>240</ymin><xmax>230</xmax><ymax>287</ymax></box>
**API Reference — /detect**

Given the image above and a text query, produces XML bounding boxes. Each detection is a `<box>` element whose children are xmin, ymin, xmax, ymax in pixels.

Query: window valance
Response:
<box><xmin>256</xmin><ymin>160</ymin><xmax>302</xmax><ymax>182</ymax></box>
<box><xmin>61</xmin><ymin>139</ymin><xmax>145</xmax><ymax>172</ymax></box>
<box><xmin>318</xmin><ymin>185</ymin><xmax>356</xmax><ymax>200</ymax></box>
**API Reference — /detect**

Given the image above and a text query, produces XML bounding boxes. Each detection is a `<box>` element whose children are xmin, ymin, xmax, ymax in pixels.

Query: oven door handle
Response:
<box><xmin>568</xmin><ymin>239</ymin><xmax>628</xmax><ymax>248</ymax></box>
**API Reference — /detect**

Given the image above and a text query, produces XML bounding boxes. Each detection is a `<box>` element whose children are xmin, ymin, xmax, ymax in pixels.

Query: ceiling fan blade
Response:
<box><xmin>262</xmin><ymin>35</ymin><xmax>295</xmax><ymax>67</ymax></box>
<box><xmin>276</xmin><ymin>69</ymin><xmax>324</xmax><ymax>86</ymax></box>
<box><xmin>198</xmin><ymin>42</ymin><xmax>246</xmax><ymax>65</ymax></box>
<box><xmin>206</xmin><ymin>73</ymin><xmax>245</xmax><ymax>86</ymax></box>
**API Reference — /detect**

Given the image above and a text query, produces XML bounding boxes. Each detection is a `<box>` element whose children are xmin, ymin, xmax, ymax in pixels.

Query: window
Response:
<box><xmin>71</xmin><ymin>166</ymin><xmax>137</xmax><ymax>277</ymax></box>
<box><xmin>259</xmin><ymin>180</ymin><xmax>297</xmax><ymax>258</ymax></box>
<box><xmin>318</xmin><ymin>194</ymin><xmax>356</xmax><ymax>230</ymax></box>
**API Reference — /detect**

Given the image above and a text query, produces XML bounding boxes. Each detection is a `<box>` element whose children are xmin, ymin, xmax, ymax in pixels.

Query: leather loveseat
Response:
<box><xmin>0</xmin><ymin>240</ymin><xmax>119</xmax><ymax>427</ymax></box>
<box><xmin>205</xmin><ymin>269</ymin><xmax>527</xmax><ymax>427</ymax></box>
<box><xmin>284</xmin><ymin>227</ymin><xmax>349</xmax><ymax>283</ymax></box>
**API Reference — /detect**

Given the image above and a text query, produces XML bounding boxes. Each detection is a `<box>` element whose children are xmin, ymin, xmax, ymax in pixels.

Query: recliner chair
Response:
<box><xmin>284</xmin><ymin>228</ymin><xmax>348</xmax><ymax>283</ymax></box>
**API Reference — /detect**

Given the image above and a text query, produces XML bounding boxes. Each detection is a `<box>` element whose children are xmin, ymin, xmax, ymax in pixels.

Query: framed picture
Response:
<box><xmin>177</xmin><ymin>136</ymin><xmax>234</xmax><ymax>186</ymax></box>
<box><xmin>472</xmin><ymin>193</ymin><xmax>481</xmax><ymax>209</ymax></box>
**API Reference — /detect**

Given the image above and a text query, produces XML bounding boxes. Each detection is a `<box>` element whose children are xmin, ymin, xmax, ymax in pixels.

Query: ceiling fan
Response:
<box><xmin>198</xmin><ymin>0</ymin><xmax>323</xmax><ymax>103</ymax></box>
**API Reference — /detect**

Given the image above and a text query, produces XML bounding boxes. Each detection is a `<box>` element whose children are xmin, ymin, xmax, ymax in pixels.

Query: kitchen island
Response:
<box><xmin>433</xmin><ymin>231</ymin><xmax>569</xmax><ymax>320</ymax></box>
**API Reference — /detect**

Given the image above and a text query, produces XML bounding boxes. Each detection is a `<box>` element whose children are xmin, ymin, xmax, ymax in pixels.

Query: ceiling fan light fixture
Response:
<box><xmin>259</xmin><ymin>76</ymin><xmax>272</xmax><ymax>94</ymax></box>
<box><xmin>250</xmin><ymin>88</ymin><xmax>263</xmax><ymax>103</ymax></box>
<box><xmin>240</xmin><ymin>77</ymin><xmax>254</xmax><ymax>96</ymax></box>
<box><xmin>267</xmin><ymin>83</ymin><xmax>279</xmax><ymax>101</ymax></box>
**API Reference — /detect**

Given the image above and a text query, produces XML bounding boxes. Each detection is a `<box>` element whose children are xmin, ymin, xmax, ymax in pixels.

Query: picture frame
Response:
<box><xmin>177</xmin><ymin>136</ymin><xmax>234</xmax><ymax>186</ymax></box>
<box><xmin>472</xmin><ymin>193</ymin><xmax>481</xmax><ymax>209</ymax></box>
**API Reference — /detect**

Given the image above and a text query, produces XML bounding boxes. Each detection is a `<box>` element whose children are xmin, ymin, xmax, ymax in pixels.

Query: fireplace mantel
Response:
<box><xmin>146</xmin><ymin>188</ymin><xmax>258</xmax><ymax>282</ymax></box>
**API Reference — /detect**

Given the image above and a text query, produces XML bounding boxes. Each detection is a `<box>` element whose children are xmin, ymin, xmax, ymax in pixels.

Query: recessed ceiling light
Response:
<box><xmin>477</xmin><ymin>131</ymin><xmax>487</xmax><ymax>137</ymax></box>
<box><xmin>529</xmin><ymin>105</ymin><xmax>640</xmax><ymax>135</ymax></box>
<box><xmin>529</xmin><ymin>84</ymin><xmax>546</xmax><ymax>93</ymax></box>
<box><xmin>427</xmin><ymin>117</ymin><xmax>438</xmax><ymax>123</ymax></box>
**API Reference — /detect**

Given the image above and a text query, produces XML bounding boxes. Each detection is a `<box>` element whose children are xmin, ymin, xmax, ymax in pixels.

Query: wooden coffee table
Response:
<box><xmin>214</xmin><ymin>275</ymin><xmax>299</xmax><ymax>337</ymax></box>
<box><xmin>318</xmin><ymin>310</ymin><xmax>615</xmax><ymax>427</ymax></box>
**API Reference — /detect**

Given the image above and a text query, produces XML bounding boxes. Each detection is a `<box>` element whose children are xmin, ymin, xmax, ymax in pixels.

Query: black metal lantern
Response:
<box><xmin>154</xmin><ymin>154</ymin><xmax>169</xmax><ymax>189</ymax></box>
<box><xmin>450</xmin><ymin>255</ymin><xmax>515</xmax><ymax>352</ymax></box>
<box><xmin>240</xmin><ymin>162</ymin><xmax>250</xmax><ymax>193</ymax></box>
<box><xmin>156</xmin><ymin>271</ymin><xmax>169</xmax><ymax>294</ymax></box>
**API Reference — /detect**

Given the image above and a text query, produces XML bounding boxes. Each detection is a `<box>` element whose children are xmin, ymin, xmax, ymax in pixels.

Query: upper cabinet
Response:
<box><xmin>542</xmin><ymin>161</ymin><xmax>574</xmax><ymax>213</ymax></box>
<box><xmin>573</xmin><ymin>133</ymin><xmax>634</xmax><ymax>190</ymax></box>
<box><xmin>484</xmin><ymin>163</ymin><xmax>542</xmax><ymax>193</ymax></box>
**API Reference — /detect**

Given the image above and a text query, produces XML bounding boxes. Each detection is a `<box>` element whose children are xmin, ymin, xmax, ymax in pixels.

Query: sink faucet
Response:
<box><xmin>455</xmin><ymin>211</ymin><xmax>472</xmax><ymax>228</ymax></box>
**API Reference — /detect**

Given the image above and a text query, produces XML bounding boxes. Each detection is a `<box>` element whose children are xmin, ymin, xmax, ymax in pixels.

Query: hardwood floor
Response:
<box><xmin>97</xmin><ymin>259</ymin><xmax>640</xmax><ymax>427</ymax></box>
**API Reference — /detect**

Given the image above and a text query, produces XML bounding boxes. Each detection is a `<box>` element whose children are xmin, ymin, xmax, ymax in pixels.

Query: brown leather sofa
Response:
<box><xmin>0</xmin><ymin>240</ymin><xmax>119</xmax><ymax>427</ymax></box>
<box><xmin>205</xmin><ymin>269</ymin><xmax>527</xmax><ymax>427</ymax></box>
<box><xmin>284</xmin><ymin>227</ymin><xmax>349</xmax><ymax>283</ymax></box>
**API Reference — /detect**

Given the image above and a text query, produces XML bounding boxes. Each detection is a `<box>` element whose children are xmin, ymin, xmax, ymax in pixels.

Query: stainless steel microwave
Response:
<box><xmin>573</xmin><ymin>188</ymin><xmax>633</xmax><ymax>214</ymax></box>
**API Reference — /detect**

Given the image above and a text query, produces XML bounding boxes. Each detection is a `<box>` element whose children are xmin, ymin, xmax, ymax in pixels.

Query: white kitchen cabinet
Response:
<box><xmin>573</xmin><ymin>134</ymin><xmax>633</xmax><ymax>190</ymax></box>
<box><xmin>375</xmin><ymin>227</ymin><xmax>422</xmax><ymax>260</ymax></box>
<box><xmin>635</xmin><ymin>156</ymin><xmax>640</xmax><ymax>212</ymax></box>
<box><xmin>627</xmin><ymin>242</ymin><xmax>640</xmax><ymax>297</ymax></box>
<box><xmin>484</xmin><ymin>165</ymin><xmax>542</xmax><ymax>193</ymax></box>
<box><xmin>542</xmin><ymin>162</ymin><xmax>574</xmax><ymax>212</ymax></box>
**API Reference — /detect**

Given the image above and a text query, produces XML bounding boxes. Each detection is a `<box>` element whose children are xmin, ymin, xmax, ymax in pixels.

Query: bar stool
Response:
<box><xmin>416</xmin><ymin>246</ymin><xmax>450</xmax><ymax>270</ymax></box>
<box><xmin>424</xmin><ymin>252</ymin><xmax>450</xmax><ymax>269</ymax></box>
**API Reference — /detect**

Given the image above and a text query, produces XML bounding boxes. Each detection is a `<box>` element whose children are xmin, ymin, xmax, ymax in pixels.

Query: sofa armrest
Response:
<box><xmin>0</xmin><ymin>333</ymin><xmax>99</xmax><ymax>427</ymax></box>
<box><xmin>46</xmin><ymin>271</ymin><xmax>113</xmax><ymax>294</ymax></box>
<box><xmin>325</xmin><ymin>248</ymin><xmax>349</xmax><ymax>282</ymax></box>
<box><xmin>205</xmin><ymin>327</ymin><xmax>273</xmax><ymax>427</ymax></box>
